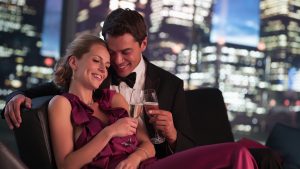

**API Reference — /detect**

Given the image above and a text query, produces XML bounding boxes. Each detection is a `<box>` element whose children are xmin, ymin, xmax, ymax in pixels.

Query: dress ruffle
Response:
<box><xmin>62</xmin><ymin>89</ymin><xmax>139</xmax><ymax>169</ymax></box>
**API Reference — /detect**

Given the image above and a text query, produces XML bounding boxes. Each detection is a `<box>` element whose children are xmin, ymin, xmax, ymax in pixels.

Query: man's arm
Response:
<box><xmin>153</xmin><ymin>79</ymin><xmax>195</xmax><ymax>157</ymax></box>
<box><xmin>1</xmin><ymin>82</ymin><xmax>62</xmax><ymax>129</ymax></box>
<box><xmin>170</xmin><ymin>81</ymin><xmax>195</xmax><ymax>152</ymax></box>
<box><xmin>15</xmin><ymin>82</ymin><xmax>62</xmax><ymax>99</ymax></box>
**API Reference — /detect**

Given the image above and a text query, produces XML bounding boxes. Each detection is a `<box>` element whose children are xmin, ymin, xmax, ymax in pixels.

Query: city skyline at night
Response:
<box><xmin>0</xmin><ymin>0</ymin><xmax>63</xmax><ymax>110</ymax></box>
<box><xmin>1</xmin><ymin>0</ymin><xmax>300</xmax><ymax>141</ymax></box>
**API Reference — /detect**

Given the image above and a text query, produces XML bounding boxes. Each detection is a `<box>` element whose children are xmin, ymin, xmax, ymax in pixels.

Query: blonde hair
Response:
<box><xmin>54</xmin><ymin>34</ymin><xmax>107</xmax><ymax>90</ymax></box>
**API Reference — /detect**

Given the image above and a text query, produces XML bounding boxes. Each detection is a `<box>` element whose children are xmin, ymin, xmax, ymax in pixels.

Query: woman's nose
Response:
<box><xmin>98</xmin><ymin>60</ymin><xmax>106</xmax><ymax>72</ymax></box>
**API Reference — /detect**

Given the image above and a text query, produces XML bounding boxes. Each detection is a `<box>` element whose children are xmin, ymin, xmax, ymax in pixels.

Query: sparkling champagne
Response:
<box><xmin>129</xmin><ymin>103</ymin><xmax>143</xmax><ymax>118</ymax></box>
<box><xmin>143</xmin><ymin>102</ymin><xmax>159</xmax><ymax>115</ymax></box>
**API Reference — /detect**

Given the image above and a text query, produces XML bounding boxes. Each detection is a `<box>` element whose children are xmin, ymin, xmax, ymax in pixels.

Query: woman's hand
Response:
<box><xmin>109</xmin><ymin>117</ymin><xmax>138</xmax><ymax>137</ymax></box>
<box><xmin>115</xmin><ymin>154</ymin><xmax>141</xmax><ymax>169</ymax></box>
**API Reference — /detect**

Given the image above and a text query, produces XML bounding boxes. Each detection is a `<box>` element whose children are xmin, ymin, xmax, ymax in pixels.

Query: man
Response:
<box><xmin>2</xmin><ymin>8</ymin><xmax>195</xmax><ymax>159</ymax></box>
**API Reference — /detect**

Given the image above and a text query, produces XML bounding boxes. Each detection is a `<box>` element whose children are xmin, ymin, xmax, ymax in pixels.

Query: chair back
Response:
<box><xmin>185</xmin><ymin>88</ymin><xmax>234</xmax><ymax>146</ymax></box>
<box><xmin>14</xmin><ymin>95</ymin><xmax>56</xmax><ymax>169</ymax></box>
<box><xmin>0</xmin><ymin>141</ymin><xmax>28</xmax><ymax>169</ymax></box>
<box><xmin>266</xmin><ymin>123</ymin><xmax>300</xmax><ymax>169</ymax></box>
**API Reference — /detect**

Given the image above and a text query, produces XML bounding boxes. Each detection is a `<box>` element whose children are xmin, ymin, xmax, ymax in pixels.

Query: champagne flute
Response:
<box><xmin>122</xmin><ymin>89</ymin><xmax>143</xmax><ymax>147</ymax></box>
<box><xmin>143</xmin><ymin>89</ymin><xmax>165</xmax><ymax>144</ymax></box>
<box><xmin>129</xmin><ymin>89</ymin><xmax>144</xmax><ymax>118</ymax></box>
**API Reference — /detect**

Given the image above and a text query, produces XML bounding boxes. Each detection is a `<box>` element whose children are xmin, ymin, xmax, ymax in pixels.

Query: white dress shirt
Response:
<box><xmin>110</xmin><ymin>56</ymin><xmax>146</xmax><ymax>102</ymax></box>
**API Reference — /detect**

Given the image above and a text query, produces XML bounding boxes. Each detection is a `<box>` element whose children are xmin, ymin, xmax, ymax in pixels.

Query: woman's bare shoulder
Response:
<box><xmin>49</xmin><ymin>95</ymin><xmax>69</xmax><ymax>105</ymax></box>
<box><xmin>48</xmin><ymin>95</ymin><xmax>71</xmax><ymax>112</ymax></box>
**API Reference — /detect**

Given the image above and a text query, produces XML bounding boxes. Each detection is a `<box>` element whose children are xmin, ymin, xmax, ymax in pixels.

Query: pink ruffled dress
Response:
<box><xmin>62</xmin><ymin>90</ymin><xmax>155</xmax><ymax>169</ymax></box>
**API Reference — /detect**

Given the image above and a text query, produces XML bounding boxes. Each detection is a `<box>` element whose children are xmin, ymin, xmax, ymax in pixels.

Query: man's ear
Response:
<box><xmin>140</xmin><ymin>36</ymin><xmax>148</xmax><ymax>52</ymax></box>
<box><xmin>68</xmin><ymin>55</ymin><xmax>78</xmax><ymax>70</ymax></box>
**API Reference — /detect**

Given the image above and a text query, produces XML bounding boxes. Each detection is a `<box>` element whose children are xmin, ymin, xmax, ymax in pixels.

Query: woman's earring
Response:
<box><xmin>72</xmin><ymin>70</ymin><xmax>75</xmax><ymax>80</ymax></box>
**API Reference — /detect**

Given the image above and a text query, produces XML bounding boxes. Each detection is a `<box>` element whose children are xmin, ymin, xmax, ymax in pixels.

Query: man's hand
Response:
<box><xmin>148</xmin><ymin>109</ymin><xmax>177</xmax><ymax>145</ymax></box>
<box><xmin>4</xmin><ymin>94</ymin><xmax>32</xmax><ymax>129</ymax></box>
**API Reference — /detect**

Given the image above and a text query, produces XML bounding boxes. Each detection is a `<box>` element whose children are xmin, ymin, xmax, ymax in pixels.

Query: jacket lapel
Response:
<box><xmin>143</xmin><ymin>57</ymin><xmax>161</xmax><ymax>139</ymax></box>
<box><xmin>144</xmin><ymin>57</ymin><xmax>160</xmax><ymax>91</ymax></box>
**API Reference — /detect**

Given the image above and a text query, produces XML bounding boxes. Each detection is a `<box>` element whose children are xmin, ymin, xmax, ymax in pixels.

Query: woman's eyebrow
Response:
<box><xmin>93</xmin><ymin>55</ymin><xmax>110</xmax><ymax>65</ymax></box>
<box><xmin>92</xmin><ymin>55</ymin><xmax>104</xmax><ymax>61</ymax></box>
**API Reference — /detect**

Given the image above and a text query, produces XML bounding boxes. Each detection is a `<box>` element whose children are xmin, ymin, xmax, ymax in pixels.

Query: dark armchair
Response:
<box><xmin>14</xmin><ymin>95</ymin><xmax>55</xmax><ymax>169</ymax></box>
<box><xmin>13</xmin><ymin>88</ymin><xmax>282</xmax><ymax>169</ymax></box>
<box><xmin>0</xmin><ymin>141</ymin><xmax>28</xmax><ymax>169</ymax></box>
<box><xmin>14</xmin><ymin>88</ymin><xmax>234</xmax><ymax>168</ymax></box>
<box><xmin>185</xmin><ymin>88</ymin><xmax>234</xmax><ymax>146</ymax></box>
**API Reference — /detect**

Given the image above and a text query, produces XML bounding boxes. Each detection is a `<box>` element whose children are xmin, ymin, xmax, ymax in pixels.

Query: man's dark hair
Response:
<box><xmin>102</xmin><ymin>8</ymin><xmax>147</xmax><ymax>45</ymax></box>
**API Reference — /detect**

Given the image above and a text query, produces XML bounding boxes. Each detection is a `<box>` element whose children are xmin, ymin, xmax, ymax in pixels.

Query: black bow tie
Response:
<box><xmin>111</xmin><ymin>72</ymin><xmax>136</xmax><ymax>88</ymax></box>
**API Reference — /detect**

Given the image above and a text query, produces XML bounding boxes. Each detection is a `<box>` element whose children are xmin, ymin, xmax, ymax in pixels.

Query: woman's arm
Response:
<box><xmin>48</xmin><ymin>94</ymin><xmax>138</xmax><ymax>169</ymax></box>
<box><xmin>111</xmin><ymin>93</ymin><xmax>155</xmax><ymax>169</ymax></box>
<box><xmin>48</xmin><ymin>96</ymin><xmax>113</xmax><ymax>169</ymax></box>
<box><xmin>116</xmin><ymin>118</ymin><xmax>156</xmax><ymax>169</ymax></box>
<box><xmin>131</xmin><ymin>119</ymin><xmax>156</xmax><ymax>159</ymax></box>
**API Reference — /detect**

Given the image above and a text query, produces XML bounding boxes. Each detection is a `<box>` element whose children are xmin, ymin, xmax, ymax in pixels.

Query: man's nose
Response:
<box><xmin>112</xmin><ymin>53</ymin><xmax>124</xmax><ymax>65</ymax></box>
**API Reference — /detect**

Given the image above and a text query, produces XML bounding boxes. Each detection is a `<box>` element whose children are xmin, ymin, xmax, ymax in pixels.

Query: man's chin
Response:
<box><xmin>113</xmin><ymin>65</ymin><xmax>133</xmax><ymax>77</ymax></box>
<box><xmin>115</xmin><ymin>70</ymin><xmax>132</xmax><ymax>77</ymax></box>
<box><xmin>118</xmin><ymin>73</ymin><xmax>130</xmax><ymax>77</ymax></box>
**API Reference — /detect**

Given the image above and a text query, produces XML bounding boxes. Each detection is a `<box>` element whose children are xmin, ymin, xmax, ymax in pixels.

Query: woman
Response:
<box><xmin>48</xmin><ymin>34</ymin><xmax>257</xmax><ymax>169</ymax></box>
<box><xmin>48</xmin><ymin>34</ymin><xmax>154</xmax><ymax>169</ymax></box>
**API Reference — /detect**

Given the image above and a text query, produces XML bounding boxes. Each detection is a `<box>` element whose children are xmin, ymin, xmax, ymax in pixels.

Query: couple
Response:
<box><xmin>49</xmin><ymin>33</ymin><xmax>257</xmax><ymax>169</ymax></box>
<box><xmin>2</xmin><ymin>8</ymin><xmax>277</xmax><ymax>169</ymax></box>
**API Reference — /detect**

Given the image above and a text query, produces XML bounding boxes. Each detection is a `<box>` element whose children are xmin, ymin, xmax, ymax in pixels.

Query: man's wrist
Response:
<box><xmin>167</xmin><ymin>129</ymin><xmax>177</xmax><ymax>150</ymax></box>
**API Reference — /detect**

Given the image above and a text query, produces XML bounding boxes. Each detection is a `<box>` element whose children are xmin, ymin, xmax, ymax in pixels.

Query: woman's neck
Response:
<box><xmin>68</xmin><ymin>83</ymin><xmax>94</xmax><ymax>105</ymax></box>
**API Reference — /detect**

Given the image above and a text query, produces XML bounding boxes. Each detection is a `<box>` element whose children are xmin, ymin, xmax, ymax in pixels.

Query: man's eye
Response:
<box><xmin>93</xmin><ymin>59</ymin><xmax>100</xmax><ymax>62</ymax></box>
<box><xmin>109</xmin><ymin>51</ymin><xmax>115</xmax><ymax>55</ymax></box>
<box><xmin>122</xmin><ymin>51</ymin><xmax>130</xmax><ymax>56</ymax></box>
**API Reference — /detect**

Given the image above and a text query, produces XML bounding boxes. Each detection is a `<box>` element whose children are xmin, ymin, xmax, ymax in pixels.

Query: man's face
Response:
<box><xmin>106</xmin><ymin>33</ymin><xmax>147</xmax><ymax>77</ymax></box>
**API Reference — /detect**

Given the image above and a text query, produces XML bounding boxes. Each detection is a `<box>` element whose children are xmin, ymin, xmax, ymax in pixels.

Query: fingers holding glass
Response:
<box><xmin>143</xmin><ymin>89</ymin><xmax>165</xmax><ymax>144</ymax></box>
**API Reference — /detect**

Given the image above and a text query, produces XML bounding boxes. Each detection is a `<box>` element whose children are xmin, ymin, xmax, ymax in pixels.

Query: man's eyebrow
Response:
<box><xmin>108</xmin><ymin>48</ymin><xmax>132</xmax><ymax>52</ymax></box>
<box><xmin>122</xmin><ymin>48</ymin><xmax>132</xmax><ymax>51</ymax></box>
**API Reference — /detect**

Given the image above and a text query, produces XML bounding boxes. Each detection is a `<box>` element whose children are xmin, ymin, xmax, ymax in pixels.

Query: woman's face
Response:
<box><xmin>73</xmin><ymin>44</ymin><xmax>110</xmax><ymax>90</ymax></box>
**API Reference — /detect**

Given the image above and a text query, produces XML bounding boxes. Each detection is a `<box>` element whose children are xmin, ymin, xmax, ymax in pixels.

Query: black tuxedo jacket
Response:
<box><xmin>3</xmin><ymin>57</ymin><xmax>195</xmax><ymax>158</ymax></box>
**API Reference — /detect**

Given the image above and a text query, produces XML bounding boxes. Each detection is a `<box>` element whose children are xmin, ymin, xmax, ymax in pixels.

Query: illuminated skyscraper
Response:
<box><xmin>75</xmin><ymin>0</ymin><xmax>149</xmax><ymax>36</ymax></box>
<box><xmin>147</xmin><ymin>0</ymin><xmax>213</xmax><ymax>80</ymax></box>
<box><xmin>0</xmin><ymin>0</ymin><xmax>45</xmax><ymax>108</ymax></box>
<box><xmin>0</xmin><ymin>0</ymin><xmax>62</xmax><ymax>110</ymax></box>
<box><xmin>75</xmin><ymin>0</ymin><xmax>108</xmax><ymax>35</ymax></box>
<box><xmin>260</xmin><ymin>0</ymin><xmax>300</xmax><ymax>92</ymax></box>
<box><xmin>74</xmin><ymin>0</ymin><xmax>214</xmax><ymax>88</ymax></box>
<box><xmin>201</xmin><ymin>43</ymin><xmax>267</xmax><ymax>113</ymax></box>
<box><xmin>0</xmin><ymin>1</ymin><xmax>45</xmax><ymax>60</ymax></box>
<box><xmin>196</xmin><ymin>0</ymin><xmax>268</xmax><ymax>134</ymax></box>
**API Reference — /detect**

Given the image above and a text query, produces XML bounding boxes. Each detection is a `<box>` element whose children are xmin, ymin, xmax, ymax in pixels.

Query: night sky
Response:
<box><xmin>40</xmin><ymin>0</ymin><xmax>63</xmax><ymax>59</ymax></box>
<box><xmin>210</xmin><ymin>0</ymin><xmax>260</xmax><ymax>47</ymax></box>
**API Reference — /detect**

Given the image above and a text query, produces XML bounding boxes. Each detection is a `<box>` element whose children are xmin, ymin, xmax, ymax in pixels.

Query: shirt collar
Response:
<box><xmin>132</xmin><ymin>56</ymin><xmax>146</xmax><ymax>89</ymax></box>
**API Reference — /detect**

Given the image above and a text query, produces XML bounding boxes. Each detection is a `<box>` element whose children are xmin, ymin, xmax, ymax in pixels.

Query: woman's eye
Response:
<box><xmin>93</xmin><ymin>59</ymin><xmax>100</xmax><ymax>63</ymax></box>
